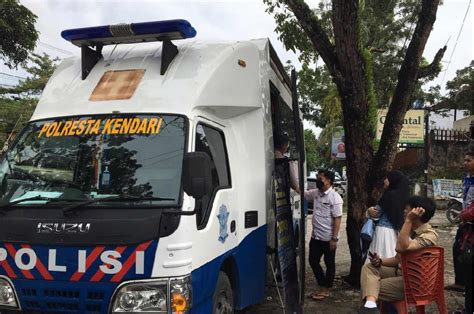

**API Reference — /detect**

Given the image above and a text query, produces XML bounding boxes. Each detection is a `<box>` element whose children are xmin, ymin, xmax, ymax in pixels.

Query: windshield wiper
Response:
<box><xmin>0</xmin><ymin>196</ymin><xmax>53</xmax><ymax>213</ymax></box>
<box><xmin>63</xmin><ymin>195</ymin><xmax>175</xmax><ymax>217</ymax></box>
<box><xmin>0</xmin><ymin>197</ymin><xmax>86</xmax><ymax>215</ymax></box>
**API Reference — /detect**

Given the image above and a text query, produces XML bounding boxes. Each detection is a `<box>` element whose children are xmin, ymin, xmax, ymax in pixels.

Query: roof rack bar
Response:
<box><xmin>161</xmin><ymin>38</ymin><xmax>178</xmax><ymax>75</ymax></box>
<box><xmin>63</xmin><ymin>20</ymin><xmax>197</xmax><ymax>79</ymax></box>
<box><xmin>81</xmin><ymin>45</ymin><xmax>103</xmax><ymax>80</ymax></box>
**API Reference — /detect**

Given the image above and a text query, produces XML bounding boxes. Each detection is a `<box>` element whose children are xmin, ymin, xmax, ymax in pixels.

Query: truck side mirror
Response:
<box><xmin>182</xmin><ymin>152</ymin><xmax>213</xmax><ymax>199</ymax></box>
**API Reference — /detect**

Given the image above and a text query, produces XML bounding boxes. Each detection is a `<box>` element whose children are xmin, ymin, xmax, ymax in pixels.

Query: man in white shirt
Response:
<box><xmin>304</xmin><ymin>169</ymin><xmax>343</xmax><ymax>300</ymax></box>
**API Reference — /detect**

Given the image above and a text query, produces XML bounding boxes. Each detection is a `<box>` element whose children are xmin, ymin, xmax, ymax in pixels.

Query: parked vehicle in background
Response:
<box><xmin>307</xmin><ymin>173</ymin><xmax>346</xmax><ymax>203</ymax></box>
<box><xmin>446</xmin><ymin>193</ymin><xmax>463</xmax><ymax>224</ymax></box>
<box><xmin>334</xmin><ymin>173</ymin><xmax>347</xmax><ymax>199</ymax></box>
<box><xmin>306</xmin><ymin>177</ymin><xmax>316</xmax><ymax>213</ymax></box>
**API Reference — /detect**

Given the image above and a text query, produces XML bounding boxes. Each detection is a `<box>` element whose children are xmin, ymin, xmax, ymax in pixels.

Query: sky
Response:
<box><xmin>1</xmin><ymin>0</ymin><xmax>472</xmax><ymax>131</ymax></box>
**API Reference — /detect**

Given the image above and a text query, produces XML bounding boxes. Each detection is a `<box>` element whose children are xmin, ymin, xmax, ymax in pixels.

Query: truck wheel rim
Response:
<box><xmin>216</xmin><ymin>293</ymin><xmax>233</xmax><ymax>313</ymax></box>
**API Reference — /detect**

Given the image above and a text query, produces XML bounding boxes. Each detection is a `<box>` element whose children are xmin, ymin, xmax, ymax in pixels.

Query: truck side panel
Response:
<box><xmin>190</xmin><ymin>225</ymin><xmax>266</xmax><ymax>312</ymax></box>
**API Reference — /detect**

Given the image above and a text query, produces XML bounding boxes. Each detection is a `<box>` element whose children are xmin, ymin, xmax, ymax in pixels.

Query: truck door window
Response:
<box><xmin>278</xmin><ymin>99</ymin><xmax>297</xmax><ymax>156</ymax></box>
<box><xmin>195</xmin><ymin>124</ymin><xmax>231</xmax><ymax>228</ymax></box>
<box><xmin>270</xmin><ymin>83</ymin><xmax>297</xmax><ymax>156</ymax></box>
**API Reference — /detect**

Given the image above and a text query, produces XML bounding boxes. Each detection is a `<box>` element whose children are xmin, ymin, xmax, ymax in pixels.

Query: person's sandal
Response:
<box><xmin>311</xmin><ymin>292</ymin><xmax>330</xmax><ymax>300</ymax></box>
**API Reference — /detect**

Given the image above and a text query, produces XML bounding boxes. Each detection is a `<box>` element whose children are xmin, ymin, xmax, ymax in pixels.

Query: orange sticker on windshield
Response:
<box><xmin>37</xmin><ymin>118</ymin><xmax>163</xmax><ymax>138</ymax></box>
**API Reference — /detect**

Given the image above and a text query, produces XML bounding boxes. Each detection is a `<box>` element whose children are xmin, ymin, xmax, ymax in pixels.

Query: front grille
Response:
<box><xmin>14</xmin><ymin>280</ymin><xmax>116</xmax><ymax>313</ymax></box>
<box><xmin>46</xmin><ymin>302</ymin><xmax>80</xmax><ymax>311</ymax></box>
<box><xmin>86</xmin><ymin>303</ymin><xmax>102</xmax><ymax>312</ymax></box>
<box><xmin>25</xmin><ymin>300</ymin><xmax>41</xmax><ymax>308</ymax></box>
<box><xmin>44</xmin><ymin>289</ymin><xmax>80</xmax><ymax>299</ymax></box>
<box><xmin>22</xmin><ymin>288</ymin><xmax>38</xmax><ymax>296</ymax></box>
<box><xmin>87</xmin><ymin>291</ymin><xmax>105</xmax><ymax>300</ymax></box>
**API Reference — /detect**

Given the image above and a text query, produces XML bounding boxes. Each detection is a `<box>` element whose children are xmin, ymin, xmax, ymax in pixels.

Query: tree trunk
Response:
<box><xmin>332</xmin><ymin>0</ymin><xmax>375</xmax><ymax>285</ymax></box>
<box><xmin>338</xmin><ymin>0</ymin><xmax>441</xmax><ymax>284</ymax></box>
<box><xmin>340</xmin><ymin>98</ymin><xmax>374</xmax><ymax>285</ymax></box>
<box><xmin>281</xmin><ymin>0</ymin><xmax>442</xmax><ymax>287</ymax></box>
<box><xmin>371</xmin><ymin>0</ymin><xmax>441</xmax><ymax>177</ymax></box>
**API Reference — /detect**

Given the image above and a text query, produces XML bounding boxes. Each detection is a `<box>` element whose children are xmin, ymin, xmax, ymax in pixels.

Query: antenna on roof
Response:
<box><xmin>61</xmin><ymin>19</ymin><xmax>197</xmax><ymax>79</ymax></box>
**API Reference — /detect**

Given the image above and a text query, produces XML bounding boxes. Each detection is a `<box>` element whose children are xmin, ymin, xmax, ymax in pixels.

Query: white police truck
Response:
<box><xmin>0</xmin><ymin>19</ymin><xmax>305</xmax><ymax>313</ymax></box>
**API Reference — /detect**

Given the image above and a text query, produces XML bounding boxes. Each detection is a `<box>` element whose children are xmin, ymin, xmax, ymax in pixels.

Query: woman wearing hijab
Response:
<box><xmin>365</xmin><ymin>170</ymin><xmax>410</xmax><ymax>262</ymax></box>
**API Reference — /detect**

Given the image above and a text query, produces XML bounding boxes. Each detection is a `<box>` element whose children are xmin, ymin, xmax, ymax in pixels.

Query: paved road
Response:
<box><xmin>245</xmin><ymin>210</ymin><xmax>465</xmax><ymax>313</ymax></box>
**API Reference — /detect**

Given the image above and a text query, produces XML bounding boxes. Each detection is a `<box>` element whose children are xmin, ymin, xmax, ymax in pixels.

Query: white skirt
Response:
<box><xmin>365</xmin><ymin>225</ymin><xmax>398</xmax><ymax>263</ymax></box>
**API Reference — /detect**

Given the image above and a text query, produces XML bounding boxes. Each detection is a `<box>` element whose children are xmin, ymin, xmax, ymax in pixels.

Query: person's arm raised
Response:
<box><xmin>396</xmin><ymin>207</ymin><xmax>425</xmax><ymax>253</ymax></box>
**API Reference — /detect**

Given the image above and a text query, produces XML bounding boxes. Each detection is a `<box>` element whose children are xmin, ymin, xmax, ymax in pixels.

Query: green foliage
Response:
<box><xmin>264</xmin><ymin>0</ymin><xmax>332</xmax><ymax>65</ymax></box>
<box><xmin>410</xmin><ymin>57</ymin><xmax>445</xmax><ymax>107</ymax></box>
<box><xmin>304</xmin><ymin>128</ymin><xmax>319</xmax><ymax>172</ymax></box>
<box><xmin>0</xmin><ymin>98</ymin><xmax>35</xmax><ymax>146</ymax></box>
<box><xmin>0</xmin><ymin>0</ymin><xmax>38</xmax><ymax>68</ymax></box>
<box><xmin>265</xmin><ymin>0</ymin><xmax>436</xmax><ymax>130</ymax></box>
<box><xmin>297</xmin><ymin>63</ymin><xmax>340</xmax><ymax>126</ymax></box>
<box><xmin>440</xmin><ymin>61</ymin><xmax>473</xmax><ymax>114</ymax></box>
<box><xmin>305</xmin><ymin>121</ymin><xmax>345</xmax><ymax>171</ymax></box>
<box><xmin>315</xmin><ymin>123</ymin><xmax>333</xmax><ymax>168</ymax></box>
<box><xmin>361</xmin><ymin>48</ymin><xmax>377</xmax><ymax>141</ymax></box>
<box><xmin>0</xmin><ymin>53</ymin><xmax>60</xmax><ymax>96</ymax></box>
<box><xmin>0</xmin><ymin>53</ymin><xmax>59</xmax><ymax>148</ymax></box>
<box><xmin>358</xmin><ymin>0</ymin><xmax>378</xmax><ymax>141</ymax></box>
<box><xmin>321</xmin><ymin>87</ymin><xmax>342</xmax><ymax>123</ymax></box>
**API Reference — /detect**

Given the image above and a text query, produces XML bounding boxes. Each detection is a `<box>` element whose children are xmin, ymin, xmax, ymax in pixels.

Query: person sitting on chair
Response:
<box><xmin>358</xmin><ymin>196</ymin><xmax>438</xmax><ymax>314</ymax></box>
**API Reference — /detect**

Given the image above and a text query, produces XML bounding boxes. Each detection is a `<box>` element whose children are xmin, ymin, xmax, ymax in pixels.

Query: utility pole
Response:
<box><xmin>424</xmin><ymin>109</ymin><xmax>430</xmax><ymax>197</ymax></box>
<box><xmin>470</xmin><ymin>120</ymin><xmax>474</xmax><ymax>148</ymax></box>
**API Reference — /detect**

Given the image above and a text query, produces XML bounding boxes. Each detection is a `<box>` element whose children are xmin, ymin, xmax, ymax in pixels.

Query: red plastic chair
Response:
<box><xmin>379</xmin><ymin>247</ymin><xmax>447</xmax><ymax>314</ymax></box>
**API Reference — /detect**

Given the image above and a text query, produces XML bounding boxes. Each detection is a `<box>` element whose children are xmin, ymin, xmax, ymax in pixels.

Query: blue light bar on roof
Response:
<box><xmin>61</xmin><ymin>19</ymin><xmax>196</xmax><ymax>46</ymax></box>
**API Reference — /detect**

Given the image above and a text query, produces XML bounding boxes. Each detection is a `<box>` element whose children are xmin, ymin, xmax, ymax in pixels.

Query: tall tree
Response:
<box><xmin>265</xmin><ymin>0</ymin><xmax>445</xmax><ymax>284</ymax></box>
<box><xmin>288</xmin><ymin>1</ymin><xmax>443</xmax><ymax>129</ymax></box>
<box><xmin>0</xmin><ymin>0</ymin><xmax>38</xmax><ymax>68</ymax></box>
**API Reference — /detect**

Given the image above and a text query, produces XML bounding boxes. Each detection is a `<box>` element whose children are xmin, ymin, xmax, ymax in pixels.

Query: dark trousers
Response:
<box><xmin>309</xmin><ymin>238</ymin><xmax>336</xmax><ymax>288</ymax></box>
<box><xmin>465</xmin><ymin>251</ymin><xmax>472</xmax><ymax>313</ymax></box>
<box><xmin>453</xmin><ymin>227</ymin><xmax>465</xmax><ymax>286</ymax></box>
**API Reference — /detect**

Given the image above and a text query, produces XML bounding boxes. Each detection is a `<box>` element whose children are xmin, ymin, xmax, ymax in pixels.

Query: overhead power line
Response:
<box><xmin>0</xmin><ymin>72</ymin><xmax>26</xmax><ymax>80</ymax></box>
<box><xmin>37</xmin><ymin>41</ymin><xmax>73</xmax><ymax>55</ymax></box>
<box><xmin>440</xmin><ymin>0</ymin><xmax>472</xmax><ymax>85</ymax></box>
<box><xmin>0</xmin><ymin>76</ymin><xmax>19</xmax><ymax>82</ymax></box>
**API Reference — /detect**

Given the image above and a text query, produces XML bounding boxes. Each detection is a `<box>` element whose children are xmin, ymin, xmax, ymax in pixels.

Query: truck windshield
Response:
<box><xmin>0</xmin><ymin>114</ymin><xmax>186</xmax><ymax>207</ymax></box>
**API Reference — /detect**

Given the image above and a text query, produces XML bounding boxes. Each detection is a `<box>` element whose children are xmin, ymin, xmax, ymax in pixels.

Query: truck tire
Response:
<box><xmin>212</xmin><ymin>271</ymin><xmax>234</xmax><ymax>314</ymax></box>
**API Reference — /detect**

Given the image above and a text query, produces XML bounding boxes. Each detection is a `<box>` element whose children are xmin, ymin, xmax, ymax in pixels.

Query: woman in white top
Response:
<box><xmin>365</xmin><ymin>170</ymin><xmax>409</xmax><ymax>262</ymax></box>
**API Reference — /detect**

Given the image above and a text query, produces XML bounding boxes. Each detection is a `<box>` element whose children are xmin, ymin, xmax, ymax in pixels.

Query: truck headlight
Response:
<box><xmin>0</xmin><ymin>277</ymin><xmax>18</xmax><ymax>309</ymax></box>
<box><xmin>111</xmin><ymin>281</ymin><xmax>167</xmax><ymax>313</ymax></box>
<box><xmin>170</xmin><ymin>277</ymin><xmax>192</xmax><ymax>314</ymax></box>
